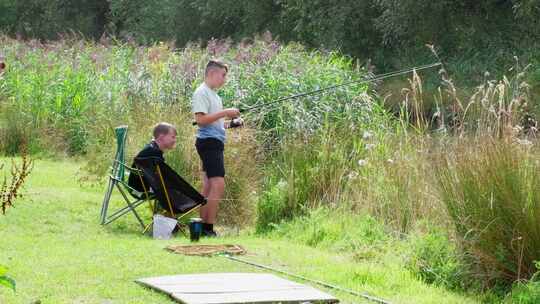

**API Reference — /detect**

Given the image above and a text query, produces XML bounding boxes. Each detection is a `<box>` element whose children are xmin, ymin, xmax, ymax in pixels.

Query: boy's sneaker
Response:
<box><xmin>202</xmin><ymin>229</ymin><xmax>218</xmax><ymax>238</ymax></box>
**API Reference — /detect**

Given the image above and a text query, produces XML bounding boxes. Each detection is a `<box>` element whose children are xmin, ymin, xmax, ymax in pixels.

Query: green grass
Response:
<box><xmin>0</xmin><ymin>158</ymin><xmax>481</xmax><ymax>303</ymax></box>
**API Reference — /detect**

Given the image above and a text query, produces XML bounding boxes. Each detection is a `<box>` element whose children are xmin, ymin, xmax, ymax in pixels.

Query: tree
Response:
<box><xmin>0</xmin><ymin>0</ymin><xmax>109</xmax><ymax>39</ymax></box>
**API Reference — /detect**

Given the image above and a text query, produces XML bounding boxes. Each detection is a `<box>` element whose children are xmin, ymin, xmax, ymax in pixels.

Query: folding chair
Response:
<box><xmin>100</xmin><ymin>126</ymin><xmax>154</xmax><ymax>230</ymax></box>
<box><xmin>133</xmin><ymin>157</ymin><xmax>207</xmax><ymax>234</ymax></box>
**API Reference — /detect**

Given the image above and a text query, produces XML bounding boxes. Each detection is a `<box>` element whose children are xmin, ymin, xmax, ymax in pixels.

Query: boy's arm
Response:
<box><xmin>192</xmin><ymin>88</ymin><xmax>240</xmax><ymax>126</ymax></box>
<box><xmin>194</xmin><ymin>108</ymin><xmax>240</xmax><ymax>126</ymax></box>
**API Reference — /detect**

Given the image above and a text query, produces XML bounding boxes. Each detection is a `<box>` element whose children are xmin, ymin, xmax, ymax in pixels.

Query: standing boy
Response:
<box><xmin>192</xmin><ymin>60</ymin><xmax>240</xmax><ymax>237</ymax></box>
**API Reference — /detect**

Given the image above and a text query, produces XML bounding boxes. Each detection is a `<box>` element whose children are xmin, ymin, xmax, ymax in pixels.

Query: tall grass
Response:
<box><xmin>430</xmin><ymin>62</ymin><xmax>540</xmax><ymax>290</ymax></box>
<box><xmin>0</xmin><ymin>33</ymin><xmax>369</xmax><ymax>155</ymax></box>
<box><xmin>255</xmin><ymin>106</ymin><xmax>394</xmax><ymax>232</ymax></box>
<box><xmin>437</xmin><ymin>140</ymin><xmax>540</xmax><ymax>288</ymax></box>
<box><xmin>256</xmin><ymin>59</ymin><xmax>540</xmax><ymax>296</ymax></box>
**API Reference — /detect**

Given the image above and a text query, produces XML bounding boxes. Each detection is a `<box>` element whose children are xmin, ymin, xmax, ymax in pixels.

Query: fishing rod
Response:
<box><xmin>192</xmin><ymin>62</ymin><xmax>442</xmax><ymax>126</ymax></box>
<box><xmin>240</xmin><ymin>62</ymin><xmax>441</xmax><ymax>113</ymax></box>
<box><xmin>221</xmin><ymin>254</ymin><xmax>393</xmax><ymax>304</ymax></box>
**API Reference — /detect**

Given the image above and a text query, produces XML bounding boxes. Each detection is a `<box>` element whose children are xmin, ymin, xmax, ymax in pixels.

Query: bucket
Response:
<box><xmin>153</xmin><ymin>214</ymin><xmax>177</xmax><ymax>240</ymax></box>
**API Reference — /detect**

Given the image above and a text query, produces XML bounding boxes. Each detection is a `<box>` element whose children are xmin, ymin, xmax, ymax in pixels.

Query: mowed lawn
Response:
<box><xmin>0</xmin><ymin>159</ymin><xmax>480</xmax><ymax>304</ymax></box>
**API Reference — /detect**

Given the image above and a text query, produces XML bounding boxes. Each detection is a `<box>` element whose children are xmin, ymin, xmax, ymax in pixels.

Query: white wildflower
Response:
<box><xmin>357</xmin><ymin>159</ymin><xmax>368</xmax><ymax>167</ymax></box>
<box><xmin>362</xmin><ymin>131</ymin><xmax>373</xmax><ymax>140</ymax></box>
<box><xmin>347</xmin><ymin>171</ymin><xmax>359</xmax><ymax>180</ymax></box>
<box><xmin>517</xmin><ymin>139</ymin><xmax>533</xmax><ymax>146</ymax></box>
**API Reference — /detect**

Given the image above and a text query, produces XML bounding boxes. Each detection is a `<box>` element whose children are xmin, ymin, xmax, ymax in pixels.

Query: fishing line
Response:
<box><xmin>240</xmin><ymin>62</ymin><xmax>441</xmax><ymax>113</ymax></box>
<box><xmin>192</xmin><ymin>62</ymin><xmax>441</xmax><ymax>125</ymax></box>
<box><xmin>220</xmin><ymin>254</ymin><xmax>394</xmax><ymax>304</ymax></box>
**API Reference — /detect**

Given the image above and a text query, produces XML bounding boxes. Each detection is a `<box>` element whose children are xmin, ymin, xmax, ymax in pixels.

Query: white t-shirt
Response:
<box><xmin>191</xmin><ymin>82</ymin><xmax>226</xmax><ymax>142</ymax></box>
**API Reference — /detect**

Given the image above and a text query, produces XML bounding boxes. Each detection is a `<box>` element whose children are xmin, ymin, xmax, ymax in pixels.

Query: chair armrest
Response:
<box><xmin>113</xmin><ymin>160</ymin><xmax>143</xmax><ymax>175</ymax></box>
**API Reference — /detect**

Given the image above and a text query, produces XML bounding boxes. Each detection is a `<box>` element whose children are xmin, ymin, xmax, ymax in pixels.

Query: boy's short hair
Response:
<box><xmin>205</xmin><ymin>59</ymin><xmax>228</xmax><ymax>76</ymax></box>
<box><xmin>153</xmin><ymin>122</ymin><xmax>177</xmax><ymax>139</ymax></box>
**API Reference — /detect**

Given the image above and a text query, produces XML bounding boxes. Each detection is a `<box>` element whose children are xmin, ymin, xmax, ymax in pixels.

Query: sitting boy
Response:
<box><xmin>128</xmin><ymin>122</ymin><xmax>205</xmax><ymax>215</ymax></box>
<box><xmin>128</xmin><ymin>122</ymin><xmax>177</xmax><ymax>193</ymax></box>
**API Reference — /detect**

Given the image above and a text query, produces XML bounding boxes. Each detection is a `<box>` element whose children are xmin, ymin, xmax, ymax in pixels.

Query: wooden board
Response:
<box><xmin>136</xmin><ymin>273</ymin><xmax>339</xmax><ymax>304</ymax></box>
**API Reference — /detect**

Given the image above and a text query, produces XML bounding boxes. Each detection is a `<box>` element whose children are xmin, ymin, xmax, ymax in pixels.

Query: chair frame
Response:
<box><xmin>100</xmin><ymin>126</ymin><xmax>154</xmax><ymax>230</ymax></box>
<box><xmin>140</xmin><ymin>162</ymin><xmax>203</xmax><ymax>235</ymax></box>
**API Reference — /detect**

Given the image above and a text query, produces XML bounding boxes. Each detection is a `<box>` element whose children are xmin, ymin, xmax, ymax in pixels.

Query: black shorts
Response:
<box><xmin>195</xmin><ymin>138</ymin><xmax>225</xmax><ymax>178</ymax></box>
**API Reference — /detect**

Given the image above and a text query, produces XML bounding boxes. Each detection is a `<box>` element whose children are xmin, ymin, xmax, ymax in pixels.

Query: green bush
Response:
<box><xmin>0</xmin><ymin>104</ymin><xmax>30</xmax><ymax>155</ymax></box>
<box><xmin>407</xmin><ymin>228</ymin><xmax>470</xmax><ymax>291</ymax></box>
<box><xmin>267</xmin><ymin>207</ymin><xmax>388</xmax><ymax>251</ymax></box>
<box><xmin>505</xmin><ymin>262</ymin><xmax>540</xmax><ymax>304</ymax></box>
<box><xmin>506</xmin><ymin>281</ymin><xmax>540</xmax><ymax>304</ymax></box>
<box><xmin>256</xmin><ymin>180</ymin><xmax>290</xmax><ymax>233</ymax></box>
<box><xmin>255</xmin><ymin>126</ymin><xmax>364</xmax><ymax>232</ymax></box>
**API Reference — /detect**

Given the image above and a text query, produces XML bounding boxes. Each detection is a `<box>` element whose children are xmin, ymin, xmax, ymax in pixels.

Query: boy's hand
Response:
<box><xmin>229</xmin><ymin>117</ymin><xmax>244</xmax><ymax>128</ymax></box>
<box><xmin>223</xmin><ymin>108</ymin><xmax>240</xmax><ymax>118</ymax></box>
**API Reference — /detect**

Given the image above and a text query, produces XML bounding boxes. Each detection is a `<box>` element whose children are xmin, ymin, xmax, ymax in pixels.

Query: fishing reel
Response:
<box><xmin>229</xmin><ymin>117</ymin><xmax>244</xmax><ymax>128</ymax></box>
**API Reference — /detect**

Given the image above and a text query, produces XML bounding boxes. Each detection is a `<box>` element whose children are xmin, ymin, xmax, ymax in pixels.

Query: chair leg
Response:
<box><xmin>176</xmin><ymin>223</ymin><xmax>188</xmax><ymax>237</ymax></box>
<box><xmin>142</xmin><ymin>220</ymin><xmax>185</xmax><ymax>237</ymax></box>
<box><xmin>102</xmin><ymin>199</ymin><xmax>146</xmax><ymax>225</ymax></box>
<box><xmin>142</xmin><ymin>221</ymin><xmax>153</xmax><ymax>235</ymax></box>
<box><xmin>116</xmin><ymin>184</ymin><xmax>146</xmax><ymax>230</ymax></box>
<box><xmin>142</xmin><ymin>199</ymin><xmax>161</xmax><ymax>235</ymax></box>
<box><xmin>177</xmin><ymin>205</ymin><xmax>202</xmax><ymax>224</ymax></box>
<box><xmin>143</xmin><ymin>203</ymin><xmax>203</xmax><ymax>238</ymax></box>
<box><xmin>100</xmin><ymin>178</ymin><xmax>115</xmax><ymax>225</ymax></box>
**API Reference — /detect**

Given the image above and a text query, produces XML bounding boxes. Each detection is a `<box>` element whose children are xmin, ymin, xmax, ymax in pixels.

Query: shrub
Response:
<box><xmin>267</xmin><ymin>207</ymin><xmax>388</xmax><ymax>251</ymax></box>
<box><xmin>407</xmin><ymin>228</ymin><xmax>470</xmax><ymax>291</ymax></box>
<box><xmin>0</xmin><ymin>35</ymin><xmax>371</xmax><ymax>155</ymax></box>
<box><xmin>256</xmin><ymin>180</ymin><xmax>290</xmax><ymax>233</ymax></box>
<box><xmin>505</xmin><ymin>262</ymin><xmax>540</xmax><ymax>303</ymax></box>
<box><xmin>505</xmin><ymin>262</ymin><xmax>540</xmax><ymax>304</ymax></box>
<box><xmin>0</xmin><ymin>104</ymin><xmax>32</xmax><ymax>155</ymax></box>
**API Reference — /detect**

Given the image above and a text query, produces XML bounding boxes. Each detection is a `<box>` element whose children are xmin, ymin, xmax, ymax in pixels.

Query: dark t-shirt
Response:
<box><xmin>134</xmin><ymin>140</ymin><xmax>164</xmax><ymax>161</ymax></box>
<box><xmin>127</xmin><ymin>140</ymin><xmax>164</xmax><ymax>194</ymax></box>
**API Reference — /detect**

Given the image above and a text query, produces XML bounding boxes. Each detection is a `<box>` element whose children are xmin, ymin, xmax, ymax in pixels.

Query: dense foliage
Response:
<box><xmin>1</xmin><ymin>0</ymin><xmax>539</xmax><ymax>73</ymax></box>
